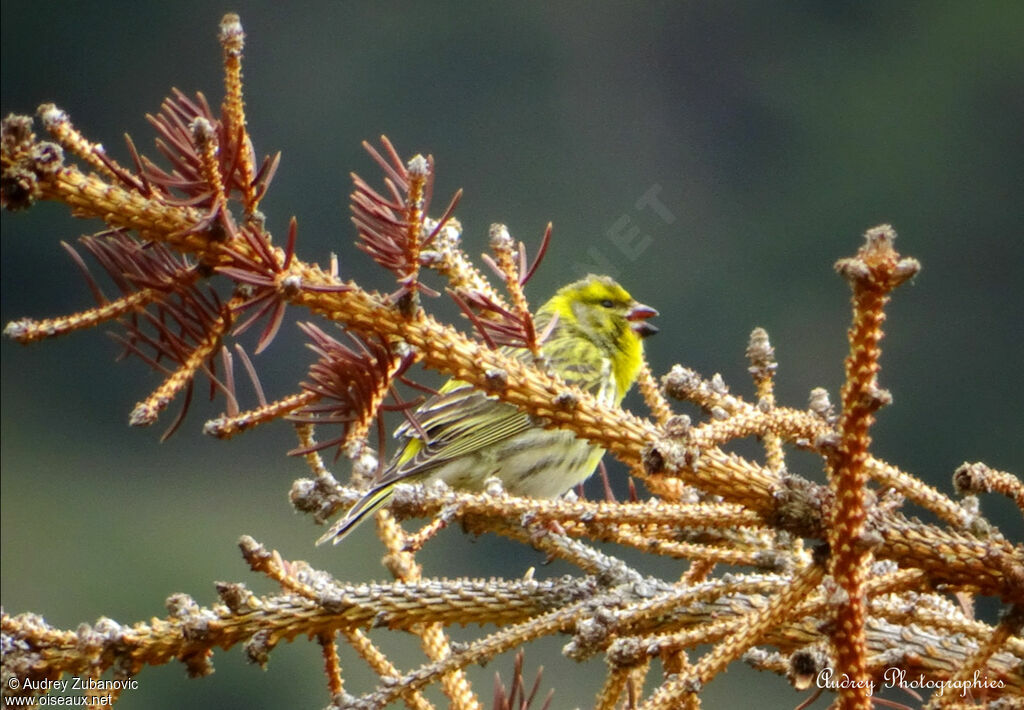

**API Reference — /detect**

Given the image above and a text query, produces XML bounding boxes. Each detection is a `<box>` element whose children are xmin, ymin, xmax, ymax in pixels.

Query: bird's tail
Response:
<box><xmin>316</xmin><ymin>483</ymin><xmax>395</xmax><ymax>545</ymax></box>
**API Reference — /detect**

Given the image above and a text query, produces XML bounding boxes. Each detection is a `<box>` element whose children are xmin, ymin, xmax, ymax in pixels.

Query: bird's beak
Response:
<box><xmin>627</xmin><ymin>303</ymin><xmax>658</xmax><ymax>337</ymax></box>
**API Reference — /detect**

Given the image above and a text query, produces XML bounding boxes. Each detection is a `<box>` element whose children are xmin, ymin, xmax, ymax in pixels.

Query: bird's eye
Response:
<box><xmin>600</xmin><ymin>299</ymin><xmax>614</xmax><ymax>308</ymax></box>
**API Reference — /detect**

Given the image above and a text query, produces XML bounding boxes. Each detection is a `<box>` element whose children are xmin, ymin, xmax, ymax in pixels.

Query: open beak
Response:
<box><xmin>627</xmin><ymin>303</ymin><xmax>658</xmax><ymax>338</ymax></box>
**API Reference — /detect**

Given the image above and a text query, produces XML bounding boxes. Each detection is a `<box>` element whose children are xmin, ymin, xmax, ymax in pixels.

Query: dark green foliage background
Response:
<box><xmin>2</xmin><ymin>3</ymin><xmax>1021</xmax><ymax>708</ymax></box>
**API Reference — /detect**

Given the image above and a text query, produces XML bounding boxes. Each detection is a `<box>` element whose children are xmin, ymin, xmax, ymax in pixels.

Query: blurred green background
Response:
<box><xmin>2</xmin><ymin>2</ymin><xmax>1021</xmax><ymax>708</ymax></box>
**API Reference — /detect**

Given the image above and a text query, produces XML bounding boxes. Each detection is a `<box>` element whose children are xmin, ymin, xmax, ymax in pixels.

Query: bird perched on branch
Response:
<box><xmin>318</xmin><ymin>274</ymin><xmax>657</xmax><ymax>544</ymax></box>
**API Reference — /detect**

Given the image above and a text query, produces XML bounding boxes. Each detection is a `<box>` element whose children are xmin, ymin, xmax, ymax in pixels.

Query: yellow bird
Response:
<box><xmin>318</xmin><ymin>274</ymin><xmax>657</xmax><ymax>544</ymax></box>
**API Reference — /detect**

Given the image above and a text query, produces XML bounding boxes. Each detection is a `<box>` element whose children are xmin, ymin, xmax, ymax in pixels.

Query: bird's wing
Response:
<box><xmin>318</xmin><ymin>383</ymin><xmax>537</xmax><ymax>545</ymax></box>
<box><xmin>380</xmin><ymin>381</ymin><xmax>534</xmax><ymax>484</ymax></box>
